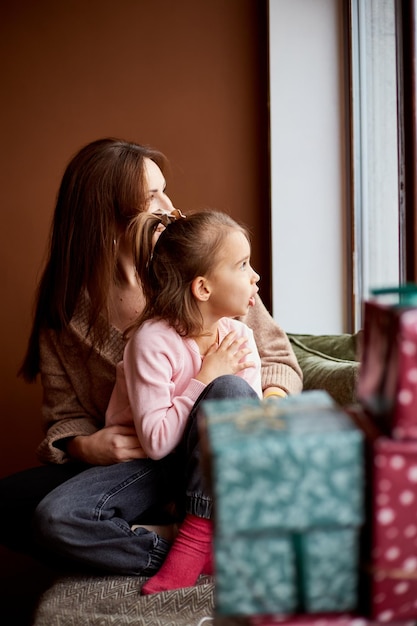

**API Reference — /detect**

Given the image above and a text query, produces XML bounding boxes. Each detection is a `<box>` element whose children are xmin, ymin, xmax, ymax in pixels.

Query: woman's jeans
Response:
<box><xmin>33</xmin><ymin>375</ymin><xmax>258</xmax><ymax>575</ymax></box>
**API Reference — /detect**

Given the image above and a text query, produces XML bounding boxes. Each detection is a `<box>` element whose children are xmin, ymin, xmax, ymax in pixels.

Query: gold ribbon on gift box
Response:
<box><xmin>206</xmin><ymin>402</ymin><xmax>286</xmax><ymax>431</ymax></box>
<box><xmin>206</xmin><ymin>402</ymin><xmax>337</xmax><ymax>431</ymax></box>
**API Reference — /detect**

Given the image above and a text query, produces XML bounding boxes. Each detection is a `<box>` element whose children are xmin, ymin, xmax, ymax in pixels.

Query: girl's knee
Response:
<box><xmin>205</xmin><ymin>374</ymin><xmax>258</xmax><ymax>399</ymax></box>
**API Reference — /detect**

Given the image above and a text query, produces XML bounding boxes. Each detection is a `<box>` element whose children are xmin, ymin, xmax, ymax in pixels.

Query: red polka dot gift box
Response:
<box><xmin>370</xmin><ymin>437</ymin><xmax>417</xmax><ymax>621</ymax></box>
<box><xmin>357</xmin><ymin>287</ymin><xmax>417</xmax><ymax>441</ymax></box>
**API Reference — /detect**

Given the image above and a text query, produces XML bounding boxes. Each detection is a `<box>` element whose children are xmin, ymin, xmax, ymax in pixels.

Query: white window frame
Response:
<box><xmin>348</xmin><ymin>0</ymin><xmax>404</xmax><ymax>330</ymax></box>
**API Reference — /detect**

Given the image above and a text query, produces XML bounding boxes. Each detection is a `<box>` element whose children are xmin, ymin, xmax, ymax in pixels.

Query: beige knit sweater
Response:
<box><xmin>37</xmin><ymin>294</ymin><xmax>303</xmax><ymax>464</ymax></box>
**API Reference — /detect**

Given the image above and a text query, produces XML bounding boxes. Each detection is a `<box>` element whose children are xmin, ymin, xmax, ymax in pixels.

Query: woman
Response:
<box><xmin>0</xmin><ymin>138</ymin><xmax>303</xmax><ymax>573</ymax></box>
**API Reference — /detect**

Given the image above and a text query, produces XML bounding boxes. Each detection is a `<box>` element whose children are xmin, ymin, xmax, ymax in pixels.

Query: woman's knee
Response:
<box><xmin>33</xmin><ymin>490</ymin><xmax>71</xmax><ymax>547</ymax></box>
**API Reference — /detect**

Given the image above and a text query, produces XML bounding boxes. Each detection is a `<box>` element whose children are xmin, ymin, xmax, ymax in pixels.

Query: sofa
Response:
<box><xmin>288</xmin><ymin>332</ymin><xmax>362</xmax><ymax>407</ymax></box>
<box><xmin>31</xmin><ymin>332</ymin><xmax>362</xmax><ymax>626</ymax></box>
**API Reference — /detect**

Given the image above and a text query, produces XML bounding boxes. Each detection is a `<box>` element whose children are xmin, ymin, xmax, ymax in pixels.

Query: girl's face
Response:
<box><xmin>205</xmin><ymin>230</ymin><xmax>260</xmax><ymax>318</ymax></box>
<box><xmin>143</xmin><ymin>158</ymin><xmax>174</xmax><ymax>215</ymax></box>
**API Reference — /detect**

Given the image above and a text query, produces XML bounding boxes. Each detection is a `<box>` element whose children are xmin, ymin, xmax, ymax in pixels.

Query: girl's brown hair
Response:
<box><xmin>129</xmin><ymin>209</ymin><xmax>249</xmax><ymax>338</ymax></box>
<box><xmin>20</xmin><ymin>138</ymin><xmax>167</xmax><ymax>381</ymax></box>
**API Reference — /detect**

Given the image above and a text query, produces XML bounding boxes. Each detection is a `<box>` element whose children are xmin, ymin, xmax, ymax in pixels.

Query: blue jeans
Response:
<box><xmin>33</xmin><ymin>375</ymin><xmax>258</xmax><ymax>575</ymax></box>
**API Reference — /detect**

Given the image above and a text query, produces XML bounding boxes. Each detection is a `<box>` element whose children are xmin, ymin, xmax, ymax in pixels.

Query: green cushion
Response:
<box><xmin>289</xmin><ymin>333</ymin><xmax>362</xmax><ymax>407</ymax></box>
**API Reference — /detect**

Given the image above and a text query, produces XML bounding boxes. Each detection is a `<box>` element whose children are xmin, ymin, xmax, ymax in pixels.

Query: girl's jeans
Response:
<box><xmin>33</xmin><ymin>375</ymin><xmax>258</xmax><ymax>575</ymax></box>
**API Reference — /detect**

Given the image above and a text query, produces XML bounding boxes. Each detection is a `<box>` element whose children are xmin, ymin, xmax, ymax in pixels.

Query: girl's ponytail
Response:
<box><xmin>130</xmin><ymin>212</ymin><xmax>161</xmax><ymax>289</ymax></box>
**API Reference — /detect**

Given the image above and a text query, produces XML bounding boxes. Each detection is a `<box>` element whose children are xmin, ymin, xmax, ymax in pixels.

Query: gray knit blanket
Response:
<box><xmin>32</xmin><ymin>574</ymin><xmax>249</xmax><ymax>626</ymax></box>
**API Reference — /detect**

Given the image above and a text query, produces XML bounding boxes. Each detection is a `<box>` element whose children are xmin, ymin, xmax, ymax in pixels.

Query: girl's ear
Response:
<box><xmin>191</xmin><ymin>276</ymin><xmax>211</xmax><ymax>302</ymax></box>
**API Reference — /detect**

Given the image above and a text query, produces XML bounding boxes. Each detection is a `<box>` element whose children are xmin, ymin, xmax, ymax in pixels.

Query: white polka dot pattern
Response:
<box><xmin>371</xmin><ymin>437</ymin><xmax>417</xmax><ymax>621</ymax></box>
<box><xmin>358</xmin><ymin>303</ymin><xmax>417</xmax><ymax>440</ymax></box>
<box><xmin>394</xmin><ymin>311</ymin><xmax>417</xmax><ymax>439</ymax></box>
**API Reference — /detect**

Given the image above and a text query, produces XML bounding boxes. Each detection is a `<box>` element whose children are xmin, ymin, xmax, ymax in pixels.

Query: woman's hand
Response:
<box><xmin>67</xmin><ymin>425</ymin><xmax>147</xmax><ymax>465</ymax></box>
<box><xmin>263</xmin><ymin>386</ymin><xmax>287</xmax><ymax>400</ymax></box>
<box><xmin>196</xmin><ymin>331</ymin><xmax>255</xmax><ymax>385</ymax></box>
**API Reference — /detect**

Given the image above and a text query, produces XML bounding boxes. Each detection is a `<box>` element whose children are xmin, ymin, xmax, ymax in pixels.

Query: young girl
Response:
<box><xmin>106</xmin><ymin>209</ymin><xmax>262</xmax><ymax>593</ymax></box>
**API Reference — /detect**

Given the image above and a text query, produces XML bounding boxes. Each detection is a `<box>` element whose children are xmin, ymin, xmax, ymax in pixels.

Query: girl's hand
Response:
<box><xmin>196</xmin><ymin>331</ymin><xmax>255</xmax><ymax>385</ymax></box>
<box><xmin>67</xmin><ymin>425</ymin><xmax>147</xmax><ymax>465</ymax></box>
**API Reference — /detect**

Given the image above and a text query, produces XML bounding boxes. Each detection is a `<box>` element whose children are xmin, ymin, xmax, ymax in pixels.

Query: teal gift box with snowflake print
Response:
<box><xmin>199</xmin><ymin>391</ymin><xmax>364</xmax><ymax>616</ymax></box>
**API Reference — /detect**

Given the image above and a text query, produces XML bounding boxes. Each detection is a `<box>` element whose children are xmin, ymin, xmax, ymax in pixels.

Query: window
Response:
<box><xmin>269</xmin><ymin>0</ymin><xmax>407</xmax><ymax>332</ymax></box>
<box><xmin>348</xmin><ymin>0</ymin><xmax>404</xmax><ymax>329</ymax></box>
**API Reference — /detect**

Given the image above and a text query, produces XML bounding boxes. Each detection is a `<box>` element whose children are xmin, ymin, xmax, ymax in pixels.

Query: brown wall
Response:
<box><xmin>0</xmin><ymin>0</ymin><xmax>270</xmax><ymax>477</ymax></box>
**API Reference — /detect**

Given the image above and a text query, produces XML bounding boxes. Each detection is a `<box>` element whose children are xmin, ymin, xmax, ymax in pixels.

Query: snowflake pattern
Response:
<box><xmin>201</xmin><ymin>392</ymin><xmax>364</xmax><ymax>615</ymax></box>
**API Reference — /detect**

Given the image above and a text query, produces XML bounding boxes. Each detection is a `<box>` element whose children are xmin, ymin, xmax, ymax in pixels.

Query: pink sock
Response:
<box><xmin>202</xmin><ymin>547</ymin><xmax>213</xmax><ymax>575</ymax></box>
<box><xmin>141</xmin><ymin>514</ymin><xmax>213</xmax><ymax>595</ymax></box>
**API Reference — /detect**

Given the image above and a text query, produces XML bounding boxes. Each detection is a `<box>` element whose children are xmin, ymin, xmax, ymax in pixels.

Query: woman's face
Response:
<box><xmin>143</xmin><ymin>158</ymin><xmax>175</xmax><ymax>215</ymax></box>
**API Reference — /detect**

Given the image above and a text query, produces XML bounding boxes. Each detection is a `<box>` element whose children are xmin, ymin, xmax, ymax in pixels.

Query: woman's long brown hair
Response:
<box><xmin>19</xmin><ymin>138</ymin><xmax>167</xmax><ymax>381</ymax></box>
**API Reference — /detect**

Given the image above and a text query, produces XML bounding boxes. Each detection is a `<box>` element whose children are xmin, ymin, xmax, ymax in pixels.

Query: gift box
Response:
<box><xmin>370</xmin><ymin>437</ymin><xmax>417</xmax><ymax>622</ymax></box>
<box><xmin>357</xmin><ymin>287</ymin><xmax>417</xmax><ymax>440</ymax></box>
<box><xmin>200</xmin><ymin>391</ymin><xmax>364</xmax><ymax>616</ymax></box>
<box><xmin>247</xmin><ymin>615</ymin><xmax>416</xmax><ymax>626</ymax></box>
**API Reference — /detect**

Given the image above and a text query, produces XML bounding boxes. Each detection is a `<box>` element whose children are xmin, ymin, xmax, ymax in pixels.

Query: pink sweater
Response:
<box><xmin>105</xmin><ymin>317</ymin><xmax>262</xmax><ymax>460</ymax></box>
